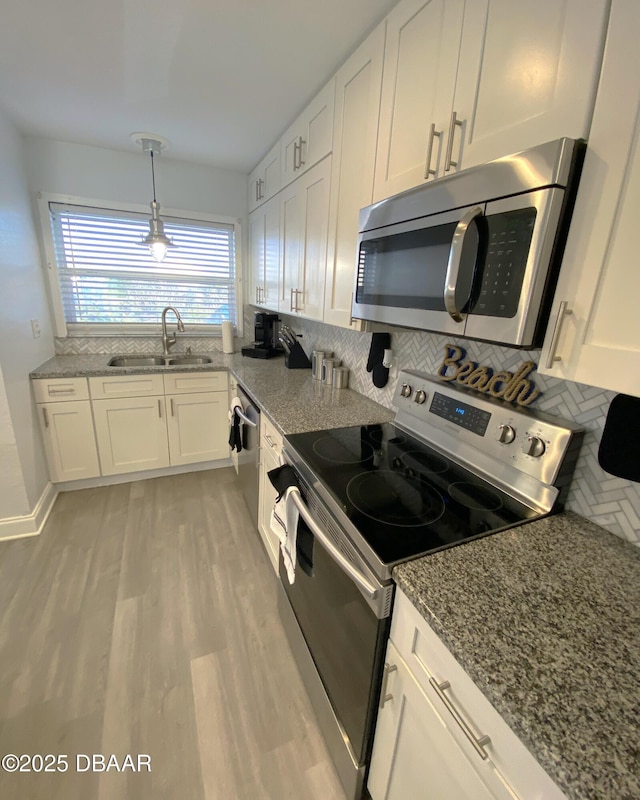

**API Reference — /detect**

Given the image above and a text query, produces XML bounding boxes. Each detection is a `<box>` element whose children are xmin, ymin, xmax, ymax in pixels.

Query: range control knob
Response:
<box><xmin>414</xmin><ymin>389</ymin><xmax>427</xmax><ymax>405</ymax></box>
<box><xmin>497</xmin><ymin>424</ymin><xmax>516</xmax><ymax>444</ymax></box>
<box><xmin>523</xmin><ymin>435</ymin><xmax>546</xmax><ymax>458</ymax></box>
<box><xmin>400</xmin><ymin>383</ymin><xmax>413</xmax><ymax>398</ymax></box>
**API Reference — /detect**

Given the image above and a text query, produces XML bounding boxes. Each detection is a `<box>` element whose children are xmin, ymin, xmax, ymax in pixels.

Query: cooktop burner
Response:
<box><xmin>285</xmin><ymin>422</ymin><xmax>534</xmax><ymax>566</ymax></box>
<box><xmin>346</xmin><ymin>470</ymin><xmax>445</xmax><ymax>527</ymax></box>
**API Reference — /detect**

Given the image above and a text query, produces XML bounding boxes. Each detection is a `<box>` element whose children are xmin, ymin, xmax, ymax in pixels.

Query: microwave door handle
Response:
<box><xmin>287</xmin><ymin>489</ymin><xmax>380</xmax><ymax>601</ymax></box>
<box><xmin>444</xmin><ymin>206</ymin><xmax>483</xmax><ymax>322</ymax></box>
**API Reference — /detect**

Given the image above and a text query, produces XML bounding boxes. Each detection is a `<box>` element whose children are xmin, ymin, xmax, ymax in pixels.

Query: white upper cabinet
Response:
<box><xmin>373</xmin><ymin>0</ymin><xmax>609</xmax><ymax>202</ymax></box>
<box><xmin>280</xmin><ymin>79</ymin><xmax>335</xmax><ymax>188</ymax></box>
<box><xmin>248</xmin><ymin>141</ymin><xmax>281</xmax><ymax>213</ymax></box>
<box><xmin>248</xmin><ymin>193</ymin><xmax>280</xmax><ymax>311</ymax></box>
<box><xmin>324</xmin><ymin>22</ymin><xmax>386</xmax><ymax>329</ymax></box>
<box><xmin>450</xmin><ymin>0</ymin><xmax>610</xmax><ymax>173</ymax></box>
<box><xmin>280</xmin><ymin>157</ymin><xmax>332</xmax><ymax>321</ymax></box>
<box><xmin>539</xmin><ymin>0</ymin><xmax>640</xmax><ymax>396</ymax></box>
<box><xmin>373</xmin><ymin>0</ymin><xmax>464</xmax><ymax>202</ymax></box>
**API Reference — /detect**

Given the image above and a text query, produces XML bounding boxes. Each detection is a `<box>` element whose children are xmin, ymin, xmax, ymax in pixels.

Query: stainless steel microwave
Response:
<box><xmin>352</xmin><ymin>138</ymin><xmax>585</xmax><ymax>348</ymax></box>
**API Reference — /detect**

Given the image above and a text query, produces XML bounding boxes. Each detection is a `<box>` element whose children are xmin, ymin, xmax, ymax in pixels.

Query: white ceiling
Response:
<box><xmin>0</xmin><ymin>0</ymin><xmax>398</xmax><ymax>173</ymax></box>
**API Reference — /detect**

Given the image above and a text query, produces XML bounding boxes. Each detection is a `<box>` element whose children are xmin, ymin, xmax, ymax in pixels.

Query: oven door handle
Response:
<box><xmin>444</xmin><ymin>205</ymin><xmax>483</xmax><ymax>323</ymax></box>
<box><xmin>288</xmin><ymin>490</ymin><xmax>380</xmax><ymax>601</ymax></box>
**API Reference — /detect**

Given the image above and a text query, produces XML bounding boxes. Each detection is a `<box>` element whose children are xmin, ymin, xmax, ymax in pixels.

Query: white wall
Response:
<box><xmin>0</xmin><ymin>110</ymin><xmax>55</xmax><ymax>514</ymax></box>
<box><xmin>24</xmin><ymin>136</ymin><xmax>248</xmax><ymax>220</ymax></box>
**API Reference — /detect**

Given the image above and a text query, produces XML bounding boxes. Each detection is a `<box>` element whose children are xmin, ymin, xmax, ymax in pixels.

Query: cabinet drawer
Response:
<box><xmin>261</xmin><ymin>413</ymin><xmax>283</xmax><ymax>457</ymax></box>
<box><xmin>163</xmin><ymin>370</ymin><xmax>228</xmax><ymax>395</ymax></box>
<box><xmin>89</xmin><ymin>374</ymin><xmax>165</xmax><ymax>399</ymax></box>
<box><xmin>33</xmin><ymin>377</ymin><xmax>89</xmax><ymax>403</ymax></box>
<box><xmin>390</xmin><ymin>589</ymin><xmax>567</xmax><ymax>800</ymax></box>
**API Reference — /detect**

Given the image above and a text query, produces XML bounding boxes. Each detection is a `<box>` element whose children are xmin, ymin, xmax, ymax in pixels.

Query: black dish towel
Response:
<box><xmin>267</xmin><ymin>464</ymin><xmax>299</xmax><ymax>500</ymax></box>
<box><xmin>366</xmin><ymin>332</ymin><xmax>391</xmax><ymax>388</ymax></box>
<box><xmin>228</xmin><ymin>410</ymin><xmax>242</xmax><ymax>452</ymax></box>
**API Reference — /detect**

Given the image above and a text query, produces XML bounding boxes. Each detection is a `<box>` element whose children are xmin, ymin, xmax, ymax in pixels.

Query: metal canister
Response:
<box><xmin>312</xmin><ymin>350</ymin><xmax>332</xmax><ymax>380</ymax></box>
<box><xmin>331</xmin><ymin>366</ymin><xmax>350</xmax><ymax>389</ymax></box>
<box><xmin>321</xmin><ymin>357</ymin><xmax>342</xmax><ymax>385</ymax></box>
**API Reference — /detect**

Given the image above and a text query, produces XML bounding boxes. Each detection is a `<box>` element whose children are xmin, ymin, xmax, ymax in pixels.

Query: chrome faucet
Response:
<box><xmin>161</xmin><ymin>306</ymin><xmax>185</xmax><ymax>355</ymax></box>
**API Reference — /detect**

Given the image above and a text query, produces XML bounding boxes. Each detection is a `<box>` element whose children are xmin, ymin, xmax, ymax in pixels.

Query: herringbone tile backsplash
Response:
<box><xmin>272</xmin><ymin>312</ymin><xmax>640</xmax><ymax>547</ymax></box>
<box><xmin>59</xmin><ymin>314</ymin><xmax>640</xmax><ymax>547</ymax></box>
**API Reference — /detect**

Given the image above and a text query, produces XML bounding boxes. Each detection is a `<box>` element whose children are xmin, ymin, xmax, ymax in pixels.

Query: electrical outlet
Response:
<box><xmin>31</xmin><ymin>319</ymin><xmax>41</xmax><ymax>338</ymax></box>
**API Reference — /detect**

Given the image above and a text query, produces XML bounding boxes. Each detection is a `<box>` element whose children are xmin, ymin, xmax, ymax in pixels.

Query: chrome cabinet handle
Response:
<box><xmin>424</xmin><ymin>123</ymin><xmax>442</xmax><ymax>178</ymax></box>
<box><xmin>290</xmin><ymin>288</ymin><xmax>301</xmax><ymax>312</ymax></box>
<box><xmin>48</xmin><ymin>387</ymin><xmax>75</xmax><ymax>395</ymax></box>
<box><xmin>288</xmin><ymin>489</ymin><xmax>379</xmax><ymax>601</ymax></box>
<box><xmin>429</xmin><ymin>677</ymin><xmax>491</xmax><ymax>759</ymax></box>
<box><xmin>158</xmin><ymin>399</ymin><xmax>163</xmax><ymax>418</ymax></box>
<box><xmin>42</xmin><ymin>407</ymin><xmax>49</xmax><ymax>428</ymax></box>
<box><xmin>293</xmin><ymin>136</ymin><xmax>306</xmax><ymax>170</ymax></box>
<box><xmin>379</xmin><ymin>662</ymin><xmax>398</xmax><ymax>708</ymax></box>
<box><xmin>545</xmin><ymin>300</ymin><xmax>573</xmax><ymax>369</ymax></box>
<box><xmin>265</xmin><ymin>433</ymin><xmax>277</xmax><ymax>449</ymax></box>
<box><xmin>444</xmin><ymin>110</ymin><xmax>463</xmax><ymax>172</ymax></box>
<box><xmin>170</xmin><ymin>398</ymin><xmax>175</xmax><ymax>417</ymax></box>
<box><xmin>444</xmin><ymin>206</ymin><xmax>483</xmax><ymax>322</ymax></box>
<box><xmin>255</xmin><ymin>180</ymin><xmax>260</xmax><ymax>202</ymax></box>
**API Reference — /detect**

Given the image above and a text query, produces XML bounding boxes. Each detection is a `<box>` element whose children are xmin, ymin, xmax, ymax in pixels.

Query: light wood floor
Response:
<box><xmin>0</xmin><ymin>468</ymin><xmax>347</xmax><ymax>800</ymax></box>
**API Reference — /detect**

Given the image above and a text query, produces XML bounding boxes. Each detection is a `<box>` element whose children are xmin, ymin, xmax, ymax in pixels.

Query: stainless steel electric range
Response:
<box><xmin>277</xmin><ymin>370</ymin><xmax>584</xmax><ymax>800</ymax></box>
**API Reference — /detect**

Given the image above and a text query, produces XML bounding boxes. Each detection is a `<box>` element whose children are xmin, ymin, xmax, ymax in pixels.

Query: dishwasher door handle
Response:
<box><xmin>287</xmin><ymin>489</ymin><xmax>379</xmax><ymax>601</ymax></box>
<box><xmin>233</xmin><ymin>406</ymin><xmax>257</xmax><ymax>428</ymax></box>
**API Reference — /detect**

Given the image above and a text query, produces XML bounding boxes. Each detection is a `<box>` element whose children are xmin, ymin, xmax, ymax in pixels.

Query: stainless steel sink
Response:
<box><xmin>166</xmin><ymin>356</ymin><xmax>213</xmax><ymax>365</ymax></box>
<box><xmin>108</xmin><ymin>356</ymin><xmax>166</xmax><ymax>367</ymax></box>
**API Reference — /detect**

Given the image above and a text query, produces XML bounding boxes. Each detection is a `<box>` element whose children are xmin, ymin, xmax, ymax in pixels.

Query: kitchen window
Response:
<box><xmin>40</xmin><ymin>196</ymin><xmax>242</xmax><ymax>337</ymax></box>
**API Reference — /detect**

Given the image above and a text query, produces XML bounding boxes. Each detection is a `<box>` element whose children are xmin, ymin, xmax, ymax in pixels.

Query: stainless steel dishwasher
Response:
<box><xmin>235</xmin><ymin>385</ymin><xmax>260</xmax><ymax>528</ymax></box>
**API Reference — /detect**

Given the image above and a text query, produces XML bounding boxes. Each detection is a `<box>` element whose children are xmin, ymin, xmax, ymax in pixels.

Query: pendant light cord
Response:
<box><xmin>150</xmin><ymin>149</ymin><xmax>157</xmax><ymax>203</ymax></box>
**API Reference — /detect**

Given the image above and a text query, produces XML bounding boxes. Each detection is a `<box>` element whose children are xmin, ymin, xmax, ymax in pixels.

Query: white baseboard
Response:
<box><xmin>0</xmin><ymin>481</ymin><xmax>58</xmax><ymax>542</ymax></box>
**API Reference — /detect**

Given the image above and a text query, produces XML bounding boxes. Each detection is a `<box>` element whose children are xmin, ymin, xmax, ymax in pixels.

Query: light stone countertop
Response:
<box><xmin>29</xmin><ymin>352</ymin><xmax>394</xmax><ymax>435</ymax></box>
<box><xmin>393</xmin><ymin>512</ymin><xmax>640</xmax><ymax>800</ymax></box>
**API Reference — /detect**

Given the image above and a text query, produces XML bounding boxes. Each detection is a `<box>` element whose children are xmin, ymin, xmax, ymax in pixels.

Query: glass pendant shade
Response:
<box><xmin>141</xmin><ymin>200</ymin><xmax>174</xmax><ymax>262</ymax></box>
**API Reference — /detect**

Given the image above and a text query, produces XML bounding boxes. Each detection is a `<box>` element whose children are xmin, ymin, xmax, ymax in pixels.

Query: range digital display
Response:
<box><xmin>429</xmin><ymin>392</ymin><xmax>491</xmax><ymax>436</ymax></box>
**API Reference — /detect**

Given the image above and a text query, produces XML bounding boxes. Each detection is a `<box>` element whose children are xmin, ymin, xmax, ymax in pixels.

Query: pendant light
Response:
<box><xmin>132</xmin><ymin>132</ymin><xmax>175</xmax><ymax>262</ymax></box>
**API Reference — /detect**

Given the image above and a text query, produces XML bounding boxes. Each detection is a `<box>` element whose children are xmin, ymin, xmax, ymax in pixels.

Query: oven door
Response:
<box><xmin>277</xmin><ymin>485</ymin><xmax>391</xmax><ymax>790</ymax></box>
<box><xmin>353</xmin><ymin>203</ymin><xmax>485</xmax><ymax>334</ymax></box>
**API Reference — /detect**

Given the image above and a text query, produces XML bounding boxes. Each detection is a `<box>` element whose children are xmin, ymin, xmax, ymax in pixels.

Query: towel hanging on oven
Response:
<box><xmin>268</xmin><ymin>465</ymin><xmax>300</xmax><ymax>583</ymax></box>
<box><xmin>228</xmin><ymin>397</ymin><xmax>244</xmax><ymax>452</ymax></box>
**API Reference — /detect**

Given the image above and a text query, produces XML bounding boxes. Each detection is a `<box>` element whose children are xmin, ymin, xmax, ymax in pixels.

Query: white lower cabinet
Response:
<box><xmin>166</xmin><ymin>392</ymin><xmax>229</xmax><ymax>465</ymax></box>
<box><xmin>92</xmin><ymin>396</ymin><xmax>170</xmax><ymax>476</ymax></box>
<box><xmin>368</xmin><ymin>589</ymin><xmax>567</xmax><ymax>800</ymax></box>
<box><xmin>257</xmin><ymin>414</ymin><xmax>283</xmax><ymax>573</ymax></box>
<box><xmin>37</xmin><ymin>400</ymin><xmax>100</xmax><ymax>482</ymax></box>
<box><xmin>34</xmin><ymin>371</ymin><xmax>230</xmax><ymax>483</ymax></box>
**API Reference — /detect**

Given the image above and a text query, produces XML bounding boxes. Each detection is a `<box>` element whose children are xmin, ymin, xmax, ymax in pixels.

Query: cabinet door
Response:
<box><xmin>38</xmin><ymin>401</ymin><xmax>100</xmax><ymax>483</ymax></box>
<box><xmin>263</xmin><ymin>194</ymin><xmax>281</xmax><ymax>311</ymax></box>
<box><xmin>450</xmin><ymin>0</ymin><xmax>609</xmax><ymax>173</ymax></box>
<box><xmin>166</xmin><ymin>392</ymin><xmax>229</xmax><ymax>466</ymax></box>
<box><xmin>281</xmin><ymin>79</ymin><xmax>335</xmax><ymax>187</ymax></box>
<box><xmin>539</xmin><ymin>0</ymin><xmax>640</xmax><ymax>396</ymax></box>
<box><xmin>93</xmin><ymin>396</ymin><xmax>170</xmax><ymax>476</ymax></box>
<box><xmin>295</xmin><ymin>157</ymin><xmax>331</xmax><ymax>320</ymax></box>
<box><xmin>249</xmin><ymin>207</ymin><xmax>266</xmax><ymax>307</ymax></box>
<box><xmin>373</xmin><ymin>0</ymin><xmax>465</xmax><ymax>201</ymax></box>
<box><xmin>258</xmin><ymin>433</ymin><xmax>281</xmax><ymax>574</ymax></box>
<box><xmin>324</xmin><ymin>22</ymin><xmax>385</xmax><ymax>329</ymax></box>
<box><xmin>279</xmin><ymin>179</ymin><xmax>302</xmax><ymax>314</ymax></box>
<box><xmin>368</xmin><ymin>642</ymin><xmax>506</xmax><ymax>800</ymax></box>
<box><xmin>248</xmin><ymin>140</ymin><xmax>281</xmax><ymax>213</ymax></box>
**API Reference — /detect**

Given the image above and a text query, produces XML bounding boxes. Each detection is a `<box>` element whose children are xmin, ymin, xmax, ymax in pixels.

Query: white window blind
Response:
<box><xmin>48</xmin><ymin>203</ymin><xmax>237</xmax><ymax>328</ymax></box>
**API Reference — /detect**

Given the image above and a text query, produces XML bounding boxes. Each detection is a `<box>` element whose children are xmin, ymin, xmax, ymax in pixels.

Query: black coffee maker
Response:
<box><xmin>241</xmin><ymin>312</ymin><xmax>284</xmax><ymax>359</ymax></box>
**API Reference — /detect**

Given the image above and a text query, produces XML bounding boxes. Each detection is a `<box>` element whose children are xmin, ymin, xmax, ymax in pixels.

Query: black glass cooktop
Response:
<box><xmin>285</xmin><ymin>422</ymin><xmax>539</xmax><ymax>566</ymax></box>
